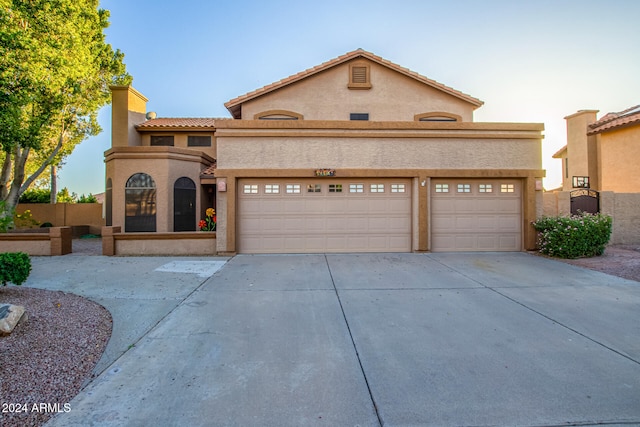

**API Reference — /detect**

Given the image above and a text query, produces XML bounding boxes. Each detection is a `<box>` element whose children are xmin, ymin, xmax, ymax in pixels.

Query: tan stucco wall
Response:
<box><xmin>105</xmin><ymin>147</ymin><xmax>214</xmax><ymax>232</ymax></box>
<box><xmin>16</xmin><ymin>203</ymin><xmax>104</xmax><ymax>234</ymax></box>
<box><xmin>240</xmin><ymin>59</ymin><xmax>476</xmax><ymax>122</ymax></box>
<box><xmin>215</xmin><ymin>127</ymin><xmax>542</xmax><ymax>171</ymax></box>
<box><xmin>114</xmin><ymin>235</ymin><xmax>216</xmax><ymax>256</ymax></box>
<box><xmin>600</xmin><ymin>192</ymin><xmax>640</xmax><ymax>245</ymax></box>
<box><xmin>0</xmin><ymin>239</ymin><xmax>50</xmax><ymax>256</ymax></box>
<box><xmin>598</xmin><ymin>126</ymin><xmax>640</xmax><ymax>192</ymax></box>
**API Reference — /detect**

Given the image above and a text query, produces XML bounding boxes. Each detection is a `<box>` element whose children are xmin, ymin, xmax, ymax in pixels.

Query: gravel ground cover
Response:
<box><xmin>0</xmin><ymin>287</ymin><xmax>111</xmax><ymax>427</ymax></box>
<box><xmin>555</xmin><ymin>244</ymin><xmax>640</xmax><ymax>283</ymax></box>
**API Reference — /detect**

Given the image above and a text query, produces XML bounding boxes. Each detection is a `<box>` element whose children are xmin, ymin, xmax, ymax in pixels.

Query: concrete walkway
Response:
<box><xmin>26</xmin><ymin>253</ymin><xmax>640</xmax><ymax>426</ymax></box>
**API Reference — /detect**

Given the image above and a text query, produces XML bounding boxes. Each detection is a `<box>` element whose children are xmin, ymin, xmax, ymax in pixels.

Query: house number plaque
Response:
<box><xmin>314</xmin><ymin>169</ymin><xmax>336</xmax><ymax>177</ymax></box>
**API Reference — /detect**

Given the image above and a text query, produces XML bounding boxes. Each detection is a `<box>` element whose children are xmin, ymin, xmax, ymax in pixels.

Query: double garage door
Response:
<box><xmin>237</xmin><ymin>178</ymin><xmax>522</xmax><ymax>253</ymax></box>
<box><xmin>238</xmin><ymin>179</ymin><xmax>412</xmax><ymax>253</ymax></box>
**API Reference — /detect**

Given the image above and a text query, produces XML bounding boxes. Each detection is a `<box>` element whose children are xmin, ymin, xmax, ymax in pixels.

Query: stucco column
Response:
<box><xmin>102</xmin><ymin>226</ymin><xmax>121</xmax><ymax>256</ymax></box>
<box><xmin>49</xmin><ymin>227</ymin><xmax>72</xmax><ymax>255</ymax></box>
<box><xmin>417</xmin><ymin>175</ymin><xmax>429</xmax><ymax>251</ymax></box>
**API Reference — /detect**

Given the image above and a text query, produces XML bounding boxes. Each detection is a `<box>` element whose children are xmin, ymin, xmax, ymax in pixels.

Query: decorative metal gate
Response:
<box><xmin>570</xmin><ymin>189</ymin><xmax>599</xmax><ymax>215</ymax></box>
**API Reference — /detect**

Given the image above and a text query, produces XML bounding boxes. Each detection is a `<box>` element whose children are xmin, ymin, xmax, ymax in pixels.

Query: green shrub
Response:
<box><xmin>77</xmin><ymin>193</ymin><xmax>98</xmax><ymax>203</ymax></box>
<box><xmin>532</xmin><ymin>212</ymin><xmax>612</xmax><ymax>259</ymax></box>
<box><xmin>0</xmin><ymin>252</ymin><xmax>32</xmax><ymax>286</ymax></box>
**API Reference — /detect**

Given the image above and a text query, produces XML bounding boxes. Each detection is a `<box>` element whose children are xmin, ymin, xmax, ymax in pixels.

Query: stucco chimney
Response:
<box><xmin>110</xmin><ymin>86</ymin><xmax>148</xmax><ymax>147</ymax></box>
<box><xmin>563</xmin><ymin>110</ymin><xmax>598</xmax><ymax>191</ymax></box>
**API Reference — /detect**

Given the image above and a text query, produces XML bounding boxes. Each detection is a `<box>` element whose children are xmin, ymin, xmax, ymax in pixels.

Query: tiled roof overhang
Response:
<box><xmin>587</xmin><ymin>105</ymin><xmax>640</xmax><ymax>135</ymax></box>
<box><xmin>135</xmin><ymin>118</ymin><xmax>226</xmax><ymax>131</ymax></box>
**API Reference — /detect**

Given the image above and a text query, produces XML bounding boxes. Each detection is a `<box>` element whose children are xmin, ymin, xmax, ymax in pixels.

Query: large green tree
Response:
<box><xmin>0</xmin><ymin>0</ymin><xmax>131</xmax><ymax>212</ymax></box>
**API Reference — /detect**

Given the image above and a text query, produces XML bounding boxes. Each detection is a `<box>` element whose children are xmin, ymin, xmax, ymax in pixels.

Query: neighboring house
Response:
<box><xmin>547</xmin><ymin>105</ymin><xmax>640</xmax><ymax>244</ymax></box>
<box><xmin>553</xmin><ymin>105</ymin><xmax>640</xmax><ymax>192</ymax></box>
<box><xmin>106</xmin><ymin>49</ymin><xmax>545</xmax><ymax>254</ymax></box>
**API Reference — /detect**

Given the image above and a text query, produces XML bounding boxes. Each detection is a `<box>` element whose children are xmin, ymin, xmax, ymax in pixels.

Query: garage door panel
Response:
<box><xmin>432</xmin><ymin>179</ymin><xmax>521</xmax><ymax>252</ymax></box>
<box><xmin>477</xmin><ymin>217</ymin><xmax>498</xmax><ymax>230</ymax></box>
<box><xmin>238</xmin><ymin>179</ymin><xmax>412</xmax><ymax>253</ymax></box>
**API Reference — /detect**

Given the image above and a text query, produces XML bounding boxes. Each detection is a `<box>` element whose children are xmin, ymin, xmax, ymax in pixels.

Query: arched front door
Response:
<box><xmin>174</xmin><ymin>177</ymin><xmax>196</xmax><ymax>231</ymax></box>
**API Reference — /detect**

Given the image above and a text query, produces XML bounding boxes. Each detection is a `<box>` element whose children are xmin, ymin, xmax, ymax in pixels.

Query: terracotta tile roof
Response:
<box><xmin>136</xmin><ymin>118</ymin><xmax>226</xmax><ymax>129</ymax></box>
<box><xmin>200</xmin><ymin>161</ymin><xmax>217</xmax><ymax>176</ymax></box>
<box><xmin>587</xmin><ymin>105</ymin><xmax>640</xmax><ymax>135</ymax></box>
<box><xmin>224</xmin><ymin>49</ymin><xmax>483</xmax><ymax>119</ymax></box>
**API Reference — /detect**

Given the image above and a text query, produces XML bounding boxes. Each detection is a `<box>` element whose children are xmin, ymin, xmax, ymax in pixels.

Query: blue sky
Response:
<box><xmin>58</xmin><ymin>0</ymin><xmax>640</xmax><ymax>194</ymax></box>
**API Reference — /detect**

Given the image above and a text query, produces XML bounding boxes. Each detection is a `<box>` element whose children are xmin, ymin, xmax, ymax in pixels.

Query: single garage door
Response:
<box><xmin>431</xmin><ymin>179</ymin><xmax>522</xmax><ymax>251</ymax></box>
<box><xmin>238</xmin><ymin>179</ymin><xmax>412</xmax><ymax>253</ymax></box>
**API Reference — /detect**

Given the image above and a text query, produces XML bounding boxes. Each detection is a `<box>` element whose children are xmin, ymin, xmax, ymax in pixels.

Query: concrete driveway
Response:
<box><xmin>37</xmin><ymin>252</ymin><xmax>640</xmax><ymax>427</ymax></box>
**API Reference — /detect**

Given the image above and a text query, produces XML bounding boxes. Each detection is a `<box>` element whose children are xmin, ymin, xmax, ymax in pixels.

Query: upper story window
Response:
<box><xmin>254</xmin><ymin>110</ymin><xmax>303</xmax><ymax>120</ymax></box>
<box><xmin>414</xmin><ymin>112</ymin><xmax>462</xmax><ymax>122</ymax></box>
<box><xmin>348</xmin><ymin>62</ymin><xmax>372</xmax><ymax>90</ymax></box>
<box><xmin>188</xmin><ymin>136</ymin><xmax>212</xmax><ymax>147</ymax></box>
<box><xmin>150</xmin><ymin>135</ymin><xmax>174</xmax><ymax>146</ymax></box>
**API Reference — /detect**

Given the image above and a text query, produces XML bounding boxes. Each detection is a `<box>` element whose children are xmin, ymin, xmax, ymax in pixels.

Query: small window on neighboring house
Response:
<box><xmin>435</xmin><ymin>184</ymin><xmax>449</xmax><ymax>193</ymax></box>
<box><xmin>188</xmin><ymin>136</ymin><xmax>211</xmax><ymax>147</ymax></box>
<box><xmin>348</xmin><ymin>63</ymin><xmax>372</xmax><ymax>90</ymax></box>
<box><xmin>150</xmin><ymin>135</ymin><xmax>174</xmax><ymax>146</ymax></box>
<box><xmin>350</xmin><ymin>113</ymin><xmax>369</xmax><ymax>121</ymax></box>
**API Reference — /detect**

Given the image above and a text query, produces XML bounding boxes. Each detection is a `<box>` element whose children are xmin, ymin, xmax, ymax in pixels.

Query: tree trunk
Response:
<box><xmin>50</xmin><ymin>164</ymin><xmax>57</xmax><ymax>204</ymax></box>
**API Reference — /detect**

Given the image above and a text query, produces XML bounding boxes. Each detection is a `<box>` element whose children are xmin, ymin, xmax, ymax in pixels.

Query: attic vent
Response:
<box><xmin>348</xmin><ymin>63</ymin><xmax>372</xmax><ymax>90</ymax></box>
<box><xmin>352</xmin><ymin>67</ymin><xmax>367</xmax><ymax>83</ymax></box>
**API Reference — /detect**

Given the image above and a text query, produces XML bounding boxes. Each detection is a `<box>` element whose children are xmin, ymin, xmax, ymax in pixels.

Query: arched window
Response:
<box><xmin>125</xmin><ymin>173</ymin><xmax>156</xmax><ymax>232</ymax></box>
<box><xmin>414</xmin><ymin>112</ymin><xmax>462</xmax><ymax>122</ymax></box>
<box><xmin>105</xmin><ymin>178</ymin><xmax>113</xmax><ymax>226</ymax></box>
<box><xmin>174</xmin><ymin>177</ymin><xmax>196</xmax><ymax>231</ymax></box>
<box><xmin>254</xmin><ymin>110</ymin><xmax>303</xmax><ymax>120</ymax></box>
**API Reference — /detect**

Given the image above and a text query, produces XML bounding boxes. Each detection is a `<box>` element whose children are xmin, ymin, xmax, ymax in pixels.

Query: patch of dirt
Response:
<box><xmin>554</xmin><ymin>244</ymin><xmax>640</xmax><ymax>283</ymax></box>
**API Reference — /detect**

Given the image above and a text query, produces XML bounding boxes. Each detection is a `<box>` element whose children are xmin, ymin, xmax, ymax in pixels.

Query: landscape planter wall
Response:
<box><xmin>0</xmin><ymin>227</ymin><xmax>72</xmax><ymax>256</ymax></box>
<box><xmin>16</xmin><ymin>203</ymin><xmax>104</xmax><ymax>235</ymax></box>
<box><xmin>102</xmin><ymin>226</ymin><xmax>216</xmax><ymax>256</ymax></box>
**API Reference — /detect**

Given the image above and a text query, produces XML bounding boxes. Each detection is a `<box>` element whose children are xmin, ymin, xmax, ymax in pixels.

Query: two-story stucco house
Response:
<box><xmin>105</xmin><ymin>49</ymin><xmax>545</xmax><ymax>254</ymax></box>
